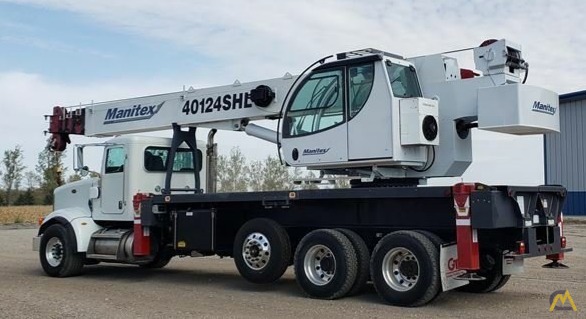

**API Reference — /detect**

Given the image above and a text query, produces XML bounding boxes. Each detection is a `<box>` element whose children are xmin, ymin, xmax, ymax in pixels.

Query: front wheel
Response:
<box><xmin>39</xmin><ymin>224</ymin><xmax>84</xmax><ymax>277</ymax></box>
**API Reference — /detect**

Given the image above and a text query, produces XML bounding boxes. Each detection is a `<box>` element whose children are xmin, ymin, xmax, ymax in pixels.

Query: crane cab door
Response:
<box><xmin>281</xmin><ymin>59</ymin><xmax>382</xmax><ymax>167</ymax></box>
<box><xmin>100</xmin><ymin>146</ymin><xmax>126</xmax><ymax>215</ymax></box>
<box><xmin>281</xmin><ymin>68</ymin><xmax>348</xmax><ymax>166</ymax></box>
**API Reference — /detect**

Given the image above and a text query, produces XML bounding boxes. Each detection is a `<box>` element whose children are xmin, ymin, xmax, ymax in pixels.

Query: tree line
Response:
<box><xmin>216</xmin><ymin>147</ymin><xmax>349</xmax><ymax>192</ymax></box>
<box><xmin>0</xmin><ymin>142</ymin><xmax>67</xmax><ymax>206</ymax></box>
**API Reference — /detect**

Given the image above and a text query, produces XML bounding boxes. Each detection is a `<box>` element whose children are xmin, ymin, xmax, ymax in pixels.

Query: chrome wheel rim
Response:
<box><xmin>45</xmin><ymin>237</ymin><xmax>64</xmax><ymax>267</ymax></box>
<box><xmin>382</xmin><ymin>247</ymin><xmax>419</xmax><ymax>291</ymax></box>
<box><xmin>242</xmin><ymin>232</ymin><xmax>271</xmax><ymax>270</ymax></box>
<box><xmin>304</xmin><ymin>244</ymin><xmax>336</xmax><ymax>286</ymax></box>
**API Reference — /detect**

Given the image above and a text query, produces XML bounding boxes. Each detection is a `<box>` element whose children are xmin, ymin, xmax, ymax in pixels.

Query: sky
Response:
<box><xmin>0</xmin><ymin>0</ymin><xmax>584</xmax><ymax>186</ymax></box>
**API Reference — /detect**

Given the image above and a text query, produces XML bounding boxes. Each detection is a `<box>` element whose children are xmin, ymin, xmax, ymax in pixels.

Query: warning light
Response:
<box><xmin>518</xmin><ymin>241</ymin><xmax>526</xmax><ymax>255</ymax></box>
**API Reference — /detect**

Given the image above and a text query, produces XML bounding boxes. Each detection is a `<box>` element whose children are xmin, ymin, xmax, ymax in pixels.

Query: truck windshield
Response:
<box><xmin>386</xmin><ymin>62</ymin><xmax>422</xmax><ymax>98</ymax></box>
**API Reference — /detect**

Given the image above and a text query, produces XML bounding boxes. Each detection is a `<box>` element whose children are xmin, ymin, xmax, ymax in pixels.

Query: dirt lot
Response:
<box><xmin>0</xmin><ymin>225</ymin><xmax>584</xmax><ymax>319</ymax></box>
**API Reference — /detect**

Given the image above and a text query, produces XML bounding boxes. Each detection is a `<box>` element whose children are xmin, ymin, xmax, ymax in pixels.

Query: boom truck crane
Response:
<box><xmin>34</xmin><ymin>39</ymin><xmax>571</xmax><ymax>307</ymax></box>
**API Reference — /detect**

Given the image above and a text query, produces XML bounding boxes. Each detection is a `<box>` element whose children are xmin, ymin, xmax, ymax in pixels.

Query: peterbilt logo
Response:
<box><xmin>104</xmin><ymin>102</ymin><xmax>164</xmax><ymax>124</ymax></box>
<box><xmin>302</xmin><ymin>148</ymin><xmax>330</xmax><ymax>156</ymax></box>
<box><xmin>532</xmin><ymin>101</ymin><xmax>556</xmax><ymax>115</ymax></box>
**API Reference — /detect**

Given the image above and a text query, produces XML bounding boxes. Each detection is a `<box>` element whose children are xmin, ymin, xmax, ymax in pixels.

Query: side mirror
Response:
<box><xmin>79</xmin><ymin>166</ymin><xmax>89</xmax><ymax>177</ymax></box>
<box><xmin>74</xmin><ymin>146</ymin><xmax>84</xmax><ymax>171</ymax></box>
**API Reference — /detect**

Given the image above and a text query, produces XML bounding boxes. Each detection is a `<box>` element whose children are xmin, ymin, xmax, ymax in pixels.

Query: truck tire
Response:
<box><xmin>413</xmin><ymin>230</ymin><xmax>444</xmax><ymax>301</ymax></box>
<box><xmin>83</xmin><ymin>258</ymin><xmax>100</xmax><ymax>265</ymax></box>
<box><xmin>233</xmin><ymin>218</ymin><xmax>291</xmax><ymax>284</ymax></box>
<box><xmin>139</xmin><ymin>249</ymin><xmax>173</xmax><ymax>269</ymax></box>
<box><xmin>456</xmin><ymin>250</ymin><xmax>510</xmax><ymax>293</ymax></box>
<box><xmin>294</xmin><ymin>229</ymin><xmax>357</xmax><ymax>300</ymax></box>
<box><xmin>335</xmin><ymin>228</ymin><xmax>370</xmax><ymax>296</ymax></box>
<box><xmin>370</xmin><ymin>231</ymin><xmax>440</xmax><ymax>307</ymax></box>
<box><xmin>39</xmin><ymin>224</ymin><xmax>84</xmax><ymax>277</ymax></box>
<box><xmin>492</xmin><ymin>275</ymin><xmax>511</xmax><ymax>291</ymax></box>
<box><xmin>414</xmin><ymin>230</ymin><xmax>442</xmax><ymax>248</ymax></box>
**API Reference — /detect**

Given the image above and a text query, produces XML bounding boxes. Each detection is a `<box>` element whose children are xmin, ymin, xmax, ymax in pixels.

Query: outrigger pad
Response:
<box><xmin>542</xmin><ymin>261</ymin><xmax>569</xmax><ymax>269</ymax></box>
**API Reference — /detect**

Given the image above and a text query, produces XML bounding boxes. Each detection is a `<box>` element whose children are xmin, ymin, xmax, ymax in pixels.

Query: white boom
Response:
<box><xmin>85</xmin><ymin>75</ymin><xmax>295</xmax><ymax>136</ymax></box>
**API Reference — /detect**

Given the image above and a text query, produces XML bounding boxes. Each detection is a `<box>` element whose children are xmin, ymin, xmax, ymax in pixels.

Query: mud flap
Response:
<box><xmin>503</xmin><ymin>255</ymin><xmax>524</xmax><ymax>275</ymax></box>
<box><xmin>440</xmin><ymin>243</ymin><xmax>469</xmax><ymax>291</ymax></box>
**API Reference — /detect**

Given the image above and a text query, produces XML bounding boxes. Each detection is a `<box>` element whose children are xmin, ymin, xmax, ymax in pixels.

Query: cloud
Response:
<box><xmin>0</xmin><ymin>35</ymin><xmax>115</xmax><ymax>58</ymax></box>
<box><xmin>4</xmin><ymin>0</ymin><xmax>585</xmax><ymax>91</ymax></box>
<box><xmin>0</xmin><ymin>19</ymin><xmax>38</xmax><ymax>32</ymax></box>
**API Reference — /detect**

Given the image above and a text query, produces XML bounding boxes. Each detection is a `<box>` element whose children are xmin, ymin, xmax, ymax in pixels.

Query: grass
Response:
<box><xmin>0</xmin><ymin>206</ymin><xmax>52</xmax><ymax>225</ymax></box>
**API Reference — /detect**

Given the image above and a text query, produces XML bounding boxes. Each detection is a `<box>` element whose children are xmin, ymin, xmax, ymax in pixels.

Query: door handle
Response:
<box><xmin>118</xmin><ymin>201</ymin><xmax>123</xmax><ymax>209</ymax></box>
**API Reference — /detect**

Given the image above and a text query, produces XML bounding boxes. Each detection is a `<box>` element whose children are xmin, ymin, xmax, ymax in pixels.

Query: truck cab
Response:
<box><xmin>36</xmin><ymin>135</ymin><xmax>207</xmax><ymax>263</ymax></box>
<box><xmin>77</xmin><ymin>135</ymin><xmax>207</xmax><ymax>222</ymax></box>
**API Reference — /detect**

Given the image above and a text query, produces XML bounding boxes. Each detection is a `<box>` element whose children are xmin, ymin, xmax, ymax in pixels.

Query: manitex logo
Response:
<box><xmin>303</xmin><ymin>148</ymin><xmax>330</xmax><ymax>156</ymax></box>
<box><xmin>104</xmin><ymin>102</ymin><xmax>165</xmax><ymax>124</ymax></box>
<box><xmin>532</xmin><ymin>101</ymin><xmax>556</xmax><ymax>115</ymax></box>
<box><xmin>549</xmin><ymin>290</ymin><xmax>577</xmax><ymax>312</ymax></box>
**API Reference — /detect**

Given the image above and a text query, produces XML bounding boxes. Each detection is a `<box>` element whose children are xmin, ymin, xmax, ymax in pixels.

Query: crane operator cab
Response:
<box><xmin>281</xmin><ymin>49</ymin><xmax>439</xmax><ymax>178</ymax></box>
<box><xmin>280</xmin><ymin>41</ymin><xmax>559</xmax><ymax>180</ymax></box>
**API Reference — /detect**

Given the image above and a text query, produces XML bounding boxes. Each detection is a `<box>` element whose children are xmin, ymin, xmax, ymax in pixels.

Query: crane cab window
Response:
<box><xmin>144</xmin><ymin>147</ymin><xmax>203</xmax><ymax>172</ymax></box>
<box><xmin>105</xmin><ymin>147</ymin><xmax>125</xmax><ymax>174</ymax></box>
<box><xmin>285</xmin><ymin>69</ymin><xmax>344</xmax><ymax>137</ymax></box>
<box><xmin>349</xmin><ymin>63</ymin><xmax>374</xmax><ymax>118</ymax></box>
<box><xmin>386</xmin><ymin>61</ymin><xmax>422</xmax><ymax>98</ymax></box>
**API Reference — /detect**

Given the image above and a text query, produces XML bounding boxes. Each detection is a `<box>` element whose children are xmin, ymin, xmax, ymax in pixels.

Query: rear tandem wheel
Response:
<box><xmin>294</xmin><ymin>229</ymin><xmax>358</xmax><ymax>300</ymax></box>
<box><xmin>456</xmin><ymin>249</ymin><xmax>511</xmax><ymax>293</ymax></box>
<box><xmin>370</xmin><ymin>230</ymin><xmax>441</xmax><ymax>307</ymax></box>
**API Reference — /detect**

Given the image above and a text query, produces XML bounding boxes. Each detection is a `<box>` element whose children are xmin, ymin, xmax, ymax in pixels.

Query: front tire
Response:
<box><xmin>233</xmin><ymin>218</ymin><xmax>291</xmax><ymax>284</ymax></box>
<box><xmin>294</xmin><ymin>229</ymin><xmax>357</xmax><ymax>300</ymax></box>
<box><xmin>39</xmin><ymin>224</ymin><xmax>84</xmax><ymax>277</ymax></box>
<box><xmin>370</xmin><ymin>231</ymin><xmax>440</xmax><ymax>307</ymax></box>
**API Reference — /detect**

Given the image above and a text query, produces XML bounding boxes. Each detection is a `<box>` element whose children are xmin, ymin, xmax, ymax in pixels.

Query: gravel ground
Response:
<box><xmin>0</xmin><ymin>226</ymin><xmax>584</xmax><ymax>319</ymax></box>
